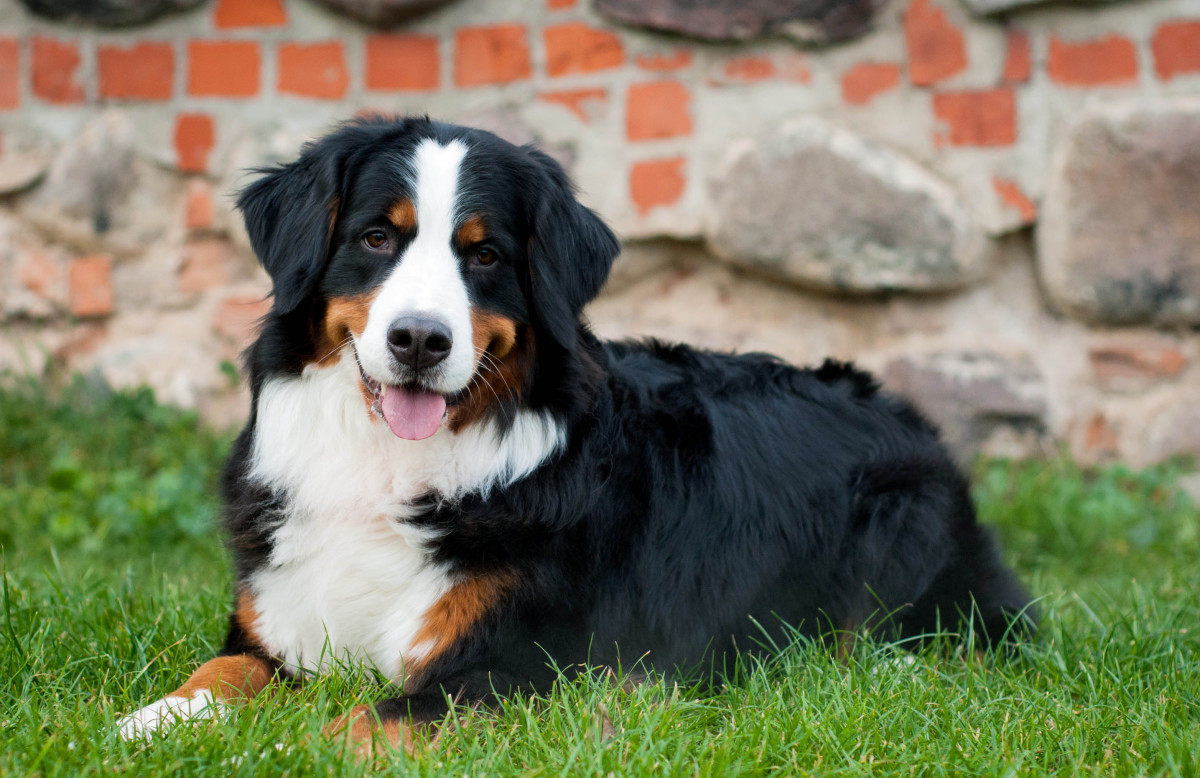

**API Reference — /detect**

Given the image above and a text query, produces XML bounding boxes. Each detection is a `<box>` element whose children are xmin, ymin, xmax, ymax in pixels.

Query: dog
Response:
<box><xmin>118</xmin><ymin>116</ymin><xmax>1034</xmax><ymax>750</ymax></box>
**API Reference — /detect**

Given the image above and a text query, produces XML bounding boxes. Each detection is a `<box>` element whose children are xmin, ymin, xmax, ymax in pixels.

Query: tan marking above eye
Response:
<box><xmin>388</xmin><ymin>199</ymin><xmax>416</xmax><ymax>232</ymax></box>
<box><xmin>455</xmin><ymin>215</ymin><xmax>486</xmax><ymax>247</ymax></box>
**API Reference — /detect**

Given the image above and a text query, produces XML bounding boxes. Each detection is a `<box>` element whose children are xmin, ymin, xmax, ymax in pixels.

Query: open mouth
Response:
<box><xmin>352</xmin><ymin>349</ymin><xmax>453</xmax><ymax>441</ymax></box>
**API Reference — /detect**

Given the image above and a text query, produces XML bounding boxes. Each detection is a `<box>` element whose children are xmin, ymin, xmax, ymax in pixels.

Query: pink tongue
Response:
<box><xmin>380</xmin><ymin>387</ymin><xmax>447</xmax><ymax>440</ymax></box>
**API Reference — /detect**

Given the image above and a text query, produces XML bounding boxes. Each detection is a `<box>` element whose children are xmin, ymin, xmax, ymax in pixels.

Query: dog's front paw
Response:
<box><xmin>117</xmin><ymin>691</ymin><xmax>226</xmax><ymax>739</ymax></box>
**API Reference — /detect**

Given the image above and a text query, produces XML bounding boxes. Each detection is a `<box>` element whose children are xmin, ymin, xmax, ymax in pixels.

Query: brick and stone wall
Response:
<box><xmin>1</xmin><ymin>0</ymin><xmax>1198</xmax><ymax>464</ymax></box>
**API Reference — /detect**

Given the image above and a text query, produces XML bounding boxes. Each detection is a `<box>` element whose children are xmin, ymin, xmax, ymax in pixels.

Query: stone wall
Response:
<box><xmin>0</xmin><ymin>0</ymin><xmax>1198</xmax><ymax>464</ymax></box>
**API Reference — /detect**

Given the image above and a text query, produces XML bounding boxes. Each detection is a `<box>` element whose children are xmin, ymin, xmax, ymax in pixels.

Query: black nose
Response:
<box><xmin>387</xmin><ymin>316</ymin><xmax>453</xmax><ymax>371</ymax></box>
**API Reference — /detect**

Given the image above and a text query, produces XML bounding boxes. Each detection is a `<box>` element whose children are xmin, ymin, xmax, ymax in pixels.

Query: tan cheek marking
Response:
<box><xmin>388</xmin><ymin>199</ymin><xmax>416</xmax><ymax>232</ymax></box>
<box><xmin>170</xmin><ymin>655</ymin><xmax>273</xmax><ymax>702</ymax></box>
<box><xmin>448</xmin><ymin>322</ymin><xmax>532</xmax><ymax>433</ymax></box>
<box><xmin>309</xmin><ymin>290</ymin><xmax>378</xmax><ymax>372</ymax></box>
<box><xmin>455</xmin><ymin>214</ymin><xmax>486</xmax><ymax>247</ymax></box>
<box><xmin>406</xmin><ymin>570</ymin><xmax>519</xmax><ymax>682</ymax></box>
<box><xmin>470</xmin><ymin>310</ymin><xmax>518</xmax><ymax>360</ymax></box>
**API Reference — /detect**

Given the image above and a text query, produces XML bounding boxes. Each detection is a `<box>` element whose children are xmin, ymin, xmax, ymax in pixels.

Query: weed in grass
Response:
<box><xmin>1</xmin><ymin>377</ymin><xmax>1198</xmax><ymax>775</ymax></box>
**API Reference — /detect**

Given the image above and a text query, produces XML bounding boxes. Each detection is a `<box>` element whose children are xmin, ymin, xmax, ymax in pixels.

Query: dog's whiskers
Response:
<box><xmin>315</xmin><ymin>336</ymin><xmax>355</xmax><ymax>366</ymax></box>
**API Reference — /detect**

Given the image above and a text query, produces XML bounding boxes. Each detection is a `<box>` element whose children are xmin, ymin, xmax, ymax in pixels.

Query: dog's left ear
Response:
<box><xmin>526</xmin><ymin>149</ymin><xmax>620</xmax><ymax>353</ymax></box>
<box><xmin>236</xmin><ymin>140</ymin><xmax>344</xmax><ymax>315</ymax></box>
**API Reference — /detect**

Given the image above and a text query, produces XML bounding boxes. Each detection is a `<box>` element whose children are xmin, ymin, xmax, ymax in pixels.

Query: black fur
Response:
<box><xmin>219</xmin><ymin>116</ymin><xmax>1035</xmax><ymax>740</ymax></box>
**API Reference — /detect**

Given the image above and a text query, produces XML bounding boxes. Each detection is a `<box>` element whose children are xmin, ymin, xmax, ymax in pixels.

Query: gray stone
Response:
<box><xmin>594</xmin><ymin>0</ymin><xmax>880</xmax><ymax>44</ymax></box>
<box><xmin>464</xmin><ymin>107</ymin><xmax>577</xmax><ymax>174</ymax></box>
<box><xmin>958</xmin><ymin>0</ymin><xmax>1127</xmax><ymax>17</ymax></box>
<box><xmin>1142</xmin><ymin>389</ymin><xmax>1200</xmax><ymax>464</ymax></box>
<box><xmin>883</xmin><ymin>351</ymin><xmax>1048</xmax><ymax>463</ymax></box>
<box><xmin>1178</xmin><ymin>473</ymin><xmax>1200</xmax><ymax>505</ymax></box>
<box><xmin>310</xmin><ymin>0</ymin><xmax>459</xmax><ymax>26</ymax></box>
<box><xmin>18</xmin><ymin>112</ymin><xmax>184</xmax><ymax>258</ymax></box>
<box><xmin>1038</xmin><ymin>100</ymin><xmax>1200</xmax><ymax>326</ymax></box>
<box><xmin>0</xmin><ymin>148</ymin><xmax>51</xmax><ymax>195</ymax></box>
<box><xmin>17</xmin><ymin>0</ymin><xmax>205</xmax><ymax>27</ymax></box>
<box><xmin>705</xmin><ymin>117</ymin><xmax>982</xmax><ymax>294</ymax></box>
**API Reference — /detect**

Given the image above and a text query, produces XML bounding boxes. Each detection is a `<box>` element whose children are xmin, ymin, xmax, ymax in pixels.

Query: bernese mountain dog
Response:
<box><xmin>118</xmin><ymin>116</ymin><xmax>1035</xmax><ymax>751</ymax></box>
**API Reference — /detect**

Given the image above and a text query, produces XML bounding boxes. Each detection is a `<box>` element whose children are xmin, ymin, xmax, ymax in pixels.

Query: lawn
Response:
<box><xmin>2</xmin><ymin>375</ymin><xmax>1198</xmax><ymax>776</ymax></box>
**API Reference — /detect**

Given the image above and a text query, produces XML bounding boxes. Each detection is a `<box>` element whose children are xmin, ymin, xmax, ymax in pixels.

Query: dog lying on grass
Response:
<box><xmin>119</xmin><ymin>116</ymin><xmax>1035</xmax><ymax>752</ymax></box>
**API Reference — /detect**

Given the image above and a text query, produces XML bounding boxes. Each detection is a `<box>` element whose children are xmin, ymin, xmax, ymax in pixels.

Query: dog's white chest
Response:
<box><xmin>242</xmin><ymin>362</ymin><xmax>565</xmax><ymax>681</ymax></box>
<box><xmin>249</xmin><ymin>512</ymin><xmax>450</xmax><ymax>681</ymax></box>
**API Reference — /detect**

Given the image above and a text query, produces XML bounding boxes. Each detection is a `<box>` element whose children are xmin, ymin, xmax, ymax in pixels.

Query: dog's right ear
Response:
<box><xmin>237</xmin><ymin>141</ymin><xmax>344</xmax><ymax>315</ymax></box>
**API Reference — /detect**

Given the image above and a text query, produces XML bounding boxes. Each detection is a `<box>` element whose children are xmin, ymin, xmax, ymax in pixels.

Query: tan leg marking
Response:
<box><xmin>405</xmin><ymin>569</ymin><xmax>519</xmax><ymax>685</ymax></box>
<box><xmin>325</xmin><ymin>704</ymin><xmax>414</xmax><ymax>758</ymax></box>
<box><xmin>235</xmin><ymin>588</ymin><xmax>265</xmax><ymax>646</ymax></box>
<box><xmin>169</xmin><ymin>654</ymin><xmax>274</xmax><ymax>702</ymax></box>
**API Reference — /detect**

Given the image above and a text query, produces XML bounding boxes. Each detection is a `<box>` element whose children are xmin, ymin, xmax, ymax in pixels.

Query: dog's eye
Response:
<box><xmin>474</xmin><ymin>248</ymin><xmax>498</xmax><ymax>267</ymax></box>
<box><xmin>363</xmin><ymin>231</ymin><xmax>389</xmax><ymax>251</ymax></box>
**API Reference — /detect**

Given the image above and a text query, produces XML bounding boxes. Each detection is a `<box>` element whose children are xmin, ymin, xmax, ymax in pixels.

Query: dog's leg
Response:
<box><xmin>117</xmin><ymin>653</ymin><xmax>276</xmax><ymax>739</ymax></box>
<box><xmin>324</xmin><ymin>689</ymin><xmax>460</xmax><ymax>758</ymax></box>
<box><xmin>119</xmin><ymin>591</ymin><xmax>278</xmax><ymax>739</ymax></box>
<box><xmin>325</xmin><ymin>671</ymin><xmax>509</xmax><ymax>759</ymax></box>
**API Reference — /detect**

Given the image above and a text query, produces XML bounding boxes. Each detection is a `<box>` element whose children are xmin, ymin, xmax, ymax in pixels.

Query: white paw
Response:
<box><xmin>117</xmin><ymin>691</ymin><xmax>227</xmax><ymax>739</ymax></box>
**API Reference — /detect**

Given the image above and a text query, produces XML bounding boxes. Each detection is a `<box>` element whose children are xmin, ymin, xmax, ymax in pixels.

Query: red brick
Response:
<box><xmin>179</xmin><ymin>238</ymin><xmax>235</xmax><ymax>293</ymax></box>
<box><xmin>544</xmin><ymin>22</ymin><xmax>624</xmax><ymax>77</ymax></box>
<box><xmin>17</xmin><ymin>247</ymin><xmax>59</xmax><ymax>299</ymax></box>
<box><xmin>185</xmin><ymin>179</ymin><xmax>214</xmax><ymax>230</ymax></box>
<box><xmin>31</xmin><ymin>37</ymin><xmax>84</xmax><ymax>104</ymax></box>
<box><xmin>1152</xmin><ymin>21</ymin><xmax>1200</xmax><ymax>81</ymax></box>
<box><xmin>213</xmin><ymin>0</ymin><xmax>286</xmax><ymax>28</ymax></box>
<box><xmin>0</xmin><ymin>38</ymin><xmax>18</xmax><ymax>110</ymax></box>
<box><xmin>54</xmin><ymin>322</ymin><xmax>109</xmax><ymax>361</ymax></box>
<box><xmin>278</xmin><ymin>42</ymin><xmax>348</xmax><ymax>100</ymax></box>
<box><xmin>626</xmin><ymin>81</ymin><xmax>692</xmax><ymax>141</ymax></box>
<box><xmin>187</xmin><ymin>41</ymin><xmax>260</xmax><ymax>98</ymax></box>
<box><xmin>547</xmin><ymin>0</ymin><xmax>576</xmax><ymax>8</ymax></box>
<box><xmin>366</xmin><ymin>34</ymin><xmax>439</xmax><ymax>92</ymax></box>
<box><xmin>1048</xmin><ymin>35</ymin><xmax>1137</xmax><ymax>87</ymax></box>
<box><xmin>1002</xmin><ymin>30</ymin><xmax>1031</xmax><ymax>84</ymax></box>
<box><xmin>68</xmin><ymin>255</ymin><xmax>114</xmax><ymax>318</ymax></box>
<box><xmin>992</xmin><ymin>177</ymin><xmax>1035</xmax><ymax>224</ymax></box>
<box><xmin>175</xmin><ymin>113</ymin><xmax>215</xmax><ymax>173</ymax></box>
<box><xmin>1089</xmin><ymin>342</ymin><xmax>1186</xmax><ymax>382</ymax></box>
<box><xmin>539</xmin><ymin>88</ymin><xmax>607</xmax><ymax>122</ymax></box>
<box><xmin>720</xmin><ymin>55</ymin><xmax>776</xmax><ymax>84</ymax></box>
<box><xmin>631</xmin><ymin>157</ymin><xmax>685</xmax><ymax>215</ymax></box>
<box><xmin>98</xmin><ymin>42</ymin><xmax>173</xmax><ymax>101</ymax></box>
<box><xmin>933</xmin><ymin>89</ymin><xmax>1016</xmax><ymax>147</ymax></box>
<box><xmin>782</xmin><ymin>53</ymin><xmax>812</xmax><ymax>83</ymax></box>
<box><xmin>904</xmin><ymin>0</ymin><xmax>967</xmax><ymax>87</ymax></box>
<box><xmin>1083</xmin><ymin>412</ymin><xmax>1118</xmax><ymax>456</ymax></box>
<box><xmin>214</xmin><ymin>294</ymin><xmax>271</xmax><ymax>344</ymax></box>
<box><xmin>454</xmin><ymin>24</ymin><xmax>532</xmax><ymax>87</ymax></box>
<box><xmin>635</xmin><ymin>50</ymin><xmax>692</xmax><ymax>71</ymax></box>
<box><xmin>841</xmin><ymin>62</ymin><xmax>901</xmax><ymax>105</ymax></box>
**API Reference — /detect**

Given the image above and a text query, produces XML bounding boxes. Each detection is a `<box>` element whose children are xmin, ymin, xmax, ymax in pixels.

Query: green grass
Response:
<box><xmin>2</xmin><ymin>375</ymin><xmax>1199</xmax><ymax>776</ymax></box>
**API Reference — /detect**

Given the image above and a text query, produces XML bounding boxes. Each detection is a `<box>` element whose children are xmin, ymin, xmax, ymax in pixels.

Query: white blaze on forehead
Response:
<box><xmin>357</xmin><ymin>138</ymin><xmax>475</xmax><ymax>393</ymax></box>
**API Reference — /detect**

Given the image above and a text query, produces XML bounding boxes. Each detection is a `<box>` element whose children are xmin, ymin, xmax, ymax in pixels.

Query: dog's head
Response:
<box><xmin>238</xmin><ymin>116</ymin><xmax>619</xmax><ymax>439</ymax></box>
